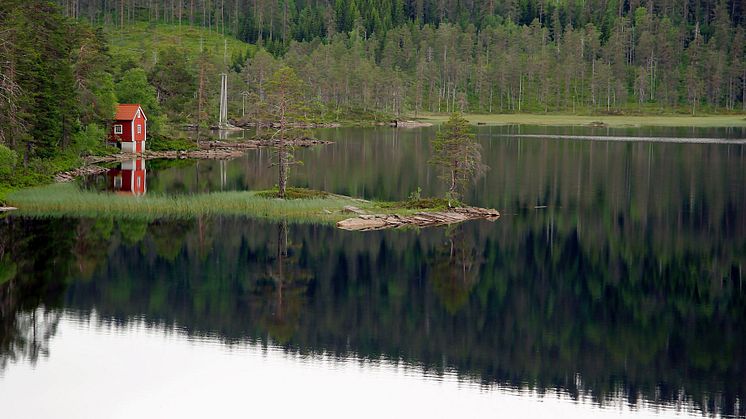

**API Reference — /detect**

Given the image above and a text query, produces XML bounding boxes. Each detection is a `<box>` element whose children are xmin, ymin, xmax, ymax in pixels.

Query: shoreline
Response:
<box><xmin>4</xmin><ymin>183</ymin><xmax>498</xmax><ymax>229</ymax></box>
<box><xmin>415</xmin><ymin>113</ymin><xmax>746</xmax><ymax>128</ymax></box>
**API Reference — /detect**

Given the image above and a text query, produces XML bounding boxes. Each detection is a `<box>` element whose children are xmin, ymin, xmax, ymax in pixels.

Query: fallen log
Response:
<box><xmin>389</xmin><ymin>120</ymin><xmax>434</xmax><ymax>128</ymax></box>
<box><xmin>337</xmin><ymin>207</ymin><xmax>499</xmax><ymax>231</ymax></box>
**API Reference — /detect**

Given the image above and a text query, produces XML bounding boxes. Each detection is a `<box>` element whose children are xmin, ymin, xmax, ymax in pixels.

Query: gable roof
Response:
<box><xmin>114</xmin><ymin>104</ymin><xmax>146</xmax><ymax>121</ymax></box>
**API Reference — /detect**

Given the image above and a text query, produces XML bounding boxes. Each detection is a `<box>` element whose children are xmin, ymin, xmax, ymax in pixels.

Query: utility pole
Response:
<box><xmin>219</xmin><ymin>73</ymin><xmax>228</xmax><ymax>128</ymax></box>
<box><xmin>240</xmin><ymin>91</ymin><xmax>250</xmax><ymax>118</ymax></box>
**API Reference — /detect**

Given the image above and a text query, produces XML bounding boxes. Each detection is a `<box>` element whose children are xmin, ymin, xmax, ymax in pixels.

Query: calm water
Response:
<box><xmin>1</xmin><ymin>126</ymin><xmax>745</xmax><ymax>418</ymax></box>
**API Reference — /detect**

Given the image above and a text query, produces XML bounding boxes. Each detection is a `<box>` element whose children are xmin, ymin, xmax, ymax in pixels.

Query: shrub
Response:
<box><xmin>0</xmin><ymin>144</ymin><xmax>17</xmax><ymax>180</ymax></box>
<box><xmin>73</xmin><ymin>123</ymin><xmax>107</xmax><ymax>156</ymax></box>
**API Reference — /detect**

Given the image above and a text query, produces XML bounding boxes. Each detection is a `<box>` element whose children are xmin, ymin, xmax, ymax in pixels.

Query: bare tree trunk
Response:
<box><xmin>278</xmin><ymin>88</ymin><xmax>288</xmax><ymax>198</ymax></box>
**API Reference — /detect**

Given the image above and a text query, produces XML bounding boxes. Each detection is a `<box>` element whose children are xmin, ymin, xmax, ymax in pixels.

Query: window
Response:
<box><xmin>114</xmin><ymin>176</ymin><xmax>122</xmax><ymax>189</ymax></box>
<box><xmin>137</xmin><ymin>125</ymin><xmax>142</xmax><ymax>134</ymax></box>
<box><xmin>114</xmin><ymin>124</ymin><xmax>123</xmax><ymax>134</ymax></box>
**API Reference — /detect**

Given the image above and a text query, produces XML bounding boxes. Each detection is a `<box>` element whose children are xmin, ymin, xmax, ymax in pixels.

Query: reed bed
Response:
<box><xmin>7</xmin><ymin>183</ymin><xmax>373</xmax><ymax>223</ymax></box>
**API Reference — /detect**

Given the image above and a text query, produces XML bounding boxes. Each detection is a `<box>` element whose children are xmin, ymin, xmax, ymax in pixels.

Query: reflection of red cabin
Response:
<box><xmin>107</xmin><ymin>159</ymin><xmax>146</xmax><ymax>196</ymax></box>
<box><xmin>110</xmin><ymin>104</ymin><xmax>147</xmax><ymax>153</ymax></box>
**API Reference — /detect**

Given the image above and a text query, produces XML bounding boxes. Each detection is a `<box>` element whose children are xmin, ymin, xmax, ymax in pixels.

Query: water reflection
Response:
<box><xmin>82</xmin><ymin>158</ymin><xmax>148</xmax><ymax>196</ymax></box>
<box><xmin>0</xmin><ymin>214</ymin><xmax>743</xmax><ymax>416</ymax></box>
<box><xmin>2</xmin><ymin>126</ymin><xmax>746</xmax><ymax>417</ymax></box>
<box><xmin>0</xmin><ymin>313</ymin><xmax>712</xmax><ymax>418</ymax></box>
<box><xmin>107</xmin><ymin>159</ymin><xmax>147</xmax><ymax>196</ymax></box>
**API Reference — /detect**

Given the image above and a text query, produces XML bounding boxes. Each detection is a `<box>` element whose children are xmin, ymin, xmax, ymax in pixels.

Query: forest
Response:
<box><xmin>54</xmin><ymin>0</ymin><xmax>746</xmax><ymax>115</ymax></box>
<box><xmin>2</xmin><ymin>0</ymin><xmax>746</xmax><ymax>198</ymax></box>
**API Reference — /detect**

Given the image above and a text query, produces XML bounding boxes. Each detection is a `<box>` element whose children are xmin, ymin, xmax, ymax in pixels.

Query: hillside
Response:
<box><xmin>105</xmin><ymin>22</ymin><xmax>253</xmax><ymax>69</ymax></box>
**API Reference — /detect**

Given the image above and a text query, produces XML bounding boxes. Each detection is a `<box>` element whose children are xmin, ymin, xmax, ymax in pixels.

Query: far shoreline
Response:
<box><xmin>413</xmin><ymin>113</ymin><xmax>746</xmax><ymax>128</ymax></box>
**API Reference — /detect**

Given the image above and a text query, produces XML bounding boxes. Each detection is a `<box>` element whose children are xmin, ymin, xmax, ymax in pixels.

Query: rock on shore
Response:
<box><xmin>337</xmin><ymin>207</ymin><xmax>499</xmax><ymax>231</ymax></box>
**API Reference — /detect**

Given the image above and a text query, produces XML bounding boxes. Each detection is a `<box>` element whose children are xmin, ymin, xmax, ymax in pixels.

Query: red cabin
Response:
<box><xmin>110</xmin><ymin>104</ymin><xmax>147</xmax><ymax>153</ymax></box>
<box><xmin>107</xmin><ymin>159</ymin><xmax>147</xmax><ymax>196</ymax></box>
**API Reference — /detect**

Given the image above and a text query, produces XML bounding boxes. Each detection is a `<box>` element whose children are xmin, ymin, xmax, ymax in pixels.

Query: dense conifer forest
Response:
<box><xmin>53</xmin><ymin>0</ymin><xmax>746</xmax><ymax>114</ymax></box>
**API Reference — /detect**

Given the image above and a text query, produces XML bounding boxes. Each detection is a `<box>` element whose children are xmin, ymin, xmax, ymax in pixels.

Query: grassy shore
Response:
<box><xmin>4</xmin><ymin>184</ymin><xmax>447</xmax><ymax>223</ymax></box>
<box><xmin>416</xmin><ymin>113</ymin><xmax>746</xmax><ymax>128</ymax></box>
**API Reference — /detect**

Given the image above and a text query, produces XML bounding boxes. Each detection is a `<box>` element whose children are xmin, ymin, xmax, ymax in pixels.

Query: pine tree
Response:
<box><xmin>265</xmin><ymin>66</ymin><xmax>307</xmax><ymax>199</ymax></box>
<box><xmin>429</xmin><ymin>113</ymin><xmax>486</xmax><ymax>201</ymax></box>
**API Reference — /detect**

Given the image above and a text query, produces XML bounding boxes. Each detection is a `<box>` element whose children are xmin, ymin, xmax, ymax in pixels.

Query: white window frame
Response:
<box><xmin>114</xmin><ymin>124</ymin><xmax>123</xmax><ymax>134</ymax></box>
<box><xmin>137</xmin><ymin>124</ymin><xmax>142</xmax><ymax>134</ymax></box>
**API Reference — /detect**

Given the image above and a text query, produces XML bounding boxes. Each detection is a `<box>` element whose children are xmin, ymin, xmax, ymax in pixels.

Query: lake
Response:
<box><xmin>1</xmin><ymin>125</ymin><xmax>745</xmax><ymax>418</ymax></box>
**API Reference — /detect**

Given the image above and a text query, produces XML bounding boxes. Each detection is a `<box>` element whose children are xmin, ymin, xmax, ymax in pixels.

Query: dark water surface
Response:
<box><xmin>1</xmin><ymin>126</ymin><xmax>745</xmax><ymax>418</ymax></box>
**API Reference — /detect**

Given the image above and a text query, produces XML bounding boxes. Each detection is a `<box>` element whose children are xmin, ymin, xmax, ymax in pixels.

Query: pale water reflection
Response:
<box><xmin>0</xmin><ymin>313</ymin><xmax>708</xmax><ymax>419</ymax></box>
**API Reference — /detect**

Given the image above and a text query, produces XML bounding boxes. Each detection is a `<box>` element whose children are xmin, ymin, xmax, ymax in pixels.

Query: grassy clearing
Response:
<box><xmin>416</xmin><ymin>113</ymin><xmax>746</xmax><ymax>128</ymax></box>
<box><xmin>106</xmin><ymin>22</ymin><xmax>253</xmax><ymax>63</ymax></box>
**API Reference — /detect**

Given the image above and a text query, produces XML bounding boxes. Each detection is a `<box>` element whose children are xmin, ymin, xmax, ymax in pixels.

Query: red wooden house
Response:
<box><xmin>107</xmin><ymin>159</ymin><xmax>147</xmax><ymax>196</ymax></box>
<box><xmin>110</xmin><ymin>104</ymin><xmax>147</xmax><ymax>153</ymax></box>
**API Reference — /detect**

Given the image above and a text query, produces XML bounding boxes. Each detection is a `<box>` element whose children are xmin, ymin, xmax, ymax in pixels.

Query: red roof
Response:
<box><xmin>114</xmin><ymin>104</ymin><xmax>145</xmax><ymax>121</ymax></box>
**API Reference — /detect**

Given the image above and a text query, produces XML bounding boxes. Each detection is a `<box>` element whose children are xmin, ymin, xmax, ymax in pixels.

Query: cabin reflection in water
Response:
<box><xmin>107</xmin><ymin>159</ymin><xmax>146</xmax><ymax>196</ymax></box>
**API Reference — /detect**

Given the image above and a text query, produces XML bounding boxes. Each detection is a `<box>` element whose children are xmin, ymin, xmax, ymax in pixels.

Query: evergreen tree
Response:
<box><xmin>429</xmin><ymin>113</ymin><xmax>486</xmax><ymax>201</ymax></box>
<box><xmin>265</xmin><ymin>66</ymin><xmax>307</xmax><ymax>199</ymax></box>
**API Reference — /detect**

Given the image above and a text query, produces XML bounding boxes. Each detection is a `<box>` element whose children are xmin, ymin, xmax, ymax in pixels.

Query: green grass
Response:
<box><xmin>5</xmin><ymin>183</ymin><xmax>459</xmax><ymax>224</ymax></box>
<box><xmin>0</xmin><ymin>153</ymin><xmax>84</xmax><ymax>205</ymax></box>
<box><xmin>106</xmin><ymin>22</ymin><xmax>253</xmax><ymax>63</ymax></box>
<box><xmin>378</xmin><ymin>197</ymin><xmax>458</xmax><ymax>210</ymax></box>
<box><xmin>6</xmin><ymin>183</ymin><xmax>367</xmax><ymax>223</ymax></box>
<box><xmin>255</xmin><ymin>187</ymin><xmax>331</xmax><ymax>199</ymax></box>
<box><xmin>416</xmin><ymin>113</ymin><xmax>746</xmax><ymax>127</ymax></box>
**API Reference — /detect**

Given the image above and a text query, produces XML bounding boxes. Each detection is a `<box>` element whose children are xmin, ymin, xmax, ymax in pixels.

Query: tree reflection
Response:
<box><xmin>0</xmin><ymin>212</ymin><xmax>743</xmax><ymax>416</ymax></box>
<box><xmin>428</xmin><ymin>226</ymin><xmax>482</xmax><ymax>314</ymax></box>
<box><xmin>0</xmin><ymin>218</ymin><xmax>70</xmax><ymax>373</ymax></box>
<box><xmin>0</xmin><ymin>307</ymin><xmax>61</xmax><ymax>372</ymax></box>
<box><xmin>259</xmin><ymin>220</ymin><xmax>313</xmax><ymax>344</ymax></box>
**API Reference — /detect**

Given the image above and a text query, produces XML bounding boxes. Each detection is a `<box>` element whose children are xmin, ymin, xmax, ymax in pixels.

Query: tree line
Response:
<box><xmin>56</xmin><ymin>0</ymin><xmax>746</xmax><ymax>114</ymax></box>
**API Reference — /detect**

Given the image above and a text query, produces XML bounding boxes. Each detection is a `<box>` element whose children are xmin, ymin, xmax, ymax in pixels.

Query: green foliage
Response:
<box><xmin>147</xmin><ymin>136</ymin><xmax>199</xmax><ymax>151</ymax></box>
<box><xmin>429</xmin><ymin>113</ymin><xmax>486</xmax><ymax>199</ymax></box>
<box><xmin>116</xmin><ymin>68</ymin><xmax>162</xmax><ymax>132</ymax></box>
<box><xmin>116</xmin><ymin>68</ymin><xmax>159</xmax><ymax>112</ymax></box>
<box><xmin>148</xmin><ymin>47</ymin><xmax>196</xmax><ymax>121</ymax></box>
<box><xmin>379</xmin><ymin>196</ymin><xmax>458</xmax><ymax>210</ymax></box>
<box><xmin>72</xmin><ymin>123</ymin><xmax>107</xmax><ymax>156</ymax></box>
<box><xmin>73</xmin><ymin>25</ymin><xmax>117</xmax><ymax>125</ymax></box>
<box><xmin>255</xmin><ymin>187</ymin><xmax>331</xmax><ymax>200</ymax></box>
<box><xmin>265</xmin><ymin>66</ymin><xmax>310</xmax><ymax>198</ymax></box>
<box><xmin>0</xmin><ymin>144</ymin><xmax>17</xmax><ymax>180</ymax></box>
